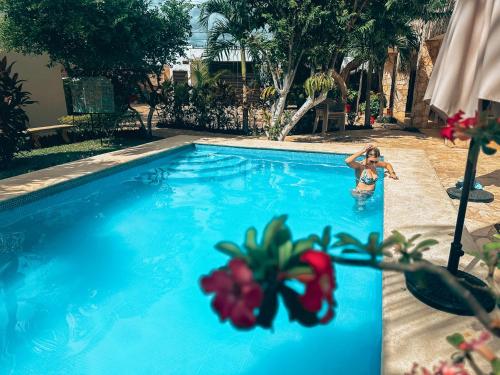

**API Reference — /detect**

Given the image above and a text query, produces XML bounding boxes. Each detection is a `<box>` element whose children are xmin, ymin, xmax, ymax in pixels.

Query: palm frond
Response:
<box><xmin>199</xmin><ymin>0</ymin><xmax>232</xmax><ymax>29</ymax></box>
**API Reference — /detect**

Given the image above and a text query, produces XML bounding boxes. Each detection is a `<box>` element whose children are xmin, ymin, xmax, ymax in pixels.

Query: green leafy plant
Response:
<box><xmin>0</xmin><ymin>57</ymin><xmax>33</xmax><ymax>166</ymax></box>
<box><xmin>202</xmin><ymin>217</ymin><xmax>500</xmax><ymax>374</ymax></box>
<box><xmin>0</xmin><ymin>0</ymin><xmax>192</xmax><ymax>137</ymax></box>
<box><xmin>199</xmin><ymin>0</ymin><xmax>256</xmax><ymax>133</ymax></box>
<box><xmin>157</xmin><ymin>62</ymin><xmax>243</xmax><ymax>133</ymax></box>
<box><xmin>359</xmin><ymin>91</ymin><xmax>381</xmax><ymax>118</ymax></box>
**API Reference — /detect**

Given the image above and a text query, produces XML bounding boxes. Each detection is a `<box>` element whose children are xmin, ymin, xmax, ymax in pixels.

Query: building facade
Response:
<box><xmin>3</xmin><ymin>52</ymin><xmax>67</xmax><ymax>128</ymax></box>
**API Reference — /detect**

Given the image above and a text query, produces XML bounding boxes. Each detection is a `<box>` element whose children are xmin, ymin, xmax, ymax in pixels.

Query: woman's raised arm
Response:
<box><xmin>345</xmin><ymin>144</ymin><xmax>373</xmax><ymax>169</ymax></box>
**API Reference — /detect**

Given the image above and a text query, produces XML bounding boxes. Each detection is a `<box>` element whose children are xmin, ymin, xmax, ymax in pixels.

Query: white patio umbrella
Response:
<box><xmin>407</xmin><ymin>0</ymin><xmax>500</xmax><ymax>315</ymax></box>
<box><xmin>424</xmin><ymin>0</ymin><xmax>500</xmax><ymax>117</ymax></box>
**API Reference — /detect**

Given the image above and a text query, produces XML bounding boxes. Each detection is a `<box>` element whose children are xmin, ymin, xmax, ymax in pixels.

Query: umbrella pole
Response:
<box><xmin>446</xmin><ymin>137</ymin><xmax>480</xmax><ymax>274</ymax></box>
<box><xmin>405</xmin><ymin>116</ymin><xmax>495</xmax><ymax>315</ymax></box>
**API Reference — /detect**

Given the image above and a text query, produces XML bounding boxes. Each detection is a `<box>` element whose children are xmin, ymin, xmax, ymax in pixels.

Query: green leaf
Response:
<box><xmin>262</xmin><ymin>215</ymin><xmax>288</xmax><ymax>251</ymax></box>
<box><xmin>278</xmin><ymin>241</ymin><xmax>293</xmax><ymax>269</ymax></box>
<box><xmin>321</xmin><ymin>226</ymin><xmax>331</xmax><ymax>249</ymax></box>
<box><xmin>491</xmin><ymin>358</ymin><xmax>500</xmax><ymax>375</ymax></box>
<box><xmin>381</xmin><ymin>236</ymin><xmax>399</xmax><ymax>250</ymax></box>
<box><xmin>275</xmin><ymin>227</ymin><xmax>292</xmax><ymax>248</ymax></box>
<box><xmin>284</xmin><ymin>265</ymin><xmax>313</xmax><ymax>278</ymax></box>
<box><xmin>389</xmin><ymin>230</ymin><xmax>406</xmax><ymax>243</ymax></box>
<box><xmin>293</xmin><ymin>237</ymin><xmax>315</xmax><ymax>255</ymax></box>
<box><xmin>333</xmin><ymin>233</ymin><xmax>363</xmax><ymax>248</ymax></box>
<box><xmin>215</xmin><ymin>241</ymin><xmax>244</xmax><ymax>258</ymax></box>
<box><xmin>244</xmin><ymin>227</ymin><xmax>259</xmax><ymax>252</ymax></box>
<box><xmin>484</xmin><ymin>242</ymin><xmax>500</xmax><ymax>252</ymax></box>
<box><xmin>367</xmin><ymin>232</ymin><xmax>380</xmax><ymax>252</ymax></box>
<box><xmin>446</xmin><ymin>333</ymin><xmax>465</xmax><ymax>349</ymax></box>
<box><xmin>482</xmin><ymin>144</ymin><xmax>497</xmax><ymax>155</ymax></box>
<box><xmin>414</xmin><ymin>239</ymin><xmax>439</xmax><ymax>251</ymax></box>
<box><xmin>408</xmin><ymin>234</ymin><xmax>422</xmax><ymax>243</ymax></box>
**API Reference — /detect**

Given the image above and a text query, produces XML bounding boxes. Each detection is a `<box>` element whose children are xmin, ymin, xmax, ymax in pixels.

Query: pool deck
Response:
<box><xmin>0</xmin><ymin>134</ymin><xmax>495</xmax><ymax>374</ymax></box>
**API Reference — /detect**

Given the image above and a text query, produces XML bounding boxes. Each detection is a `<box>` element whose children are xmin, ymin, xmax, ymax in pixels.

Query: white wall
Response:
<box><xmin>3</xmin><ymin>52</ymin><xmax>67</xmax><ymax>127</ymax></box>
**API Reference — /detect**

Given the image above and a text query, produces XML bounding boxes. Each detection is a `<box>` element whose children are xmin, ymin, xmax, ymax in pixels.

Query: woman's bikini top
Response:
<box><xmin>358</xmin><ymin>168</ymin><xmax>378</xmax><ymax>185</ymax></box>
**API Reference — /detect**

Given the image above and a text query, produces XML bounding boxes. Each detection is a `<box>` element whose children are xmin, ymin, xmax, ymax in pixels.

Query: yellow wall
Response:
<box><xmin>3</xmin><ymin>52</ymin><xmax>67</xmax><ymax>127</ymax></box>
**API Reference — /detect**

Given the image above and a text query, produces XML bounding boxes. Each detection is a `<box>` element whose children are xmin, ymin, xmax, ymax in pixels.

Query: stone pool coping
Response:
<box><xmin>0</xmin><ymin>135</ymin><xmax>486</xmax><ymax>374</ymax></box>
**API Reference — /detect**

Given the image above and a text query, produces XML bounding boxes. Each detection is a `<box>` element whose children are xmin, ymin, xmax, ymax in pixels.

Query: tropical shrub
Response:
<box><xmin>359</xmin><ymin>91</ymin><xmax>381</xmax><ymax>118</ymax></box>
<box><xmin>157</xmin><ymin>64</ymin><xmax>243</xmax><ymax>134</ymax></box>
<box><xmin>0</xmin><ymin>57</ymin><xmax>33</xmax><ymax>166</ymax></box>
<box><xmin>380</xmin><ymin>115</ymin><xmax>398</xmax><ymax>124</ymax></box>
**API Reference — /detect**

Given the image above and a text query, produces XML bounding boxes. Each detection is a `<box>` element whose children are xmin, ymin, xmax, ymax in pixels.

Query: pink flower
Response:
<box><xmin>201</xmin><ymin>259</ymin><xmax>263</xmax><ymax>329</ymax></box>
<box><xmin>295</xmin><ymin>250</ymin><xmax>336</xmax><ymax>324</ymax></box>
<box><xmin>458</xmin><ymin>331</ymin><xmax>491</xmax><ymax>351</ymax></box>
<box><xmin>406</xmin><ymin>362</ymin><xmax>470</xmax><ymax>375</ymax></box>
<box><xmin>432</xmin><ymin>361</ymin><xmax>469</xmax><ymax>375</ymax></box>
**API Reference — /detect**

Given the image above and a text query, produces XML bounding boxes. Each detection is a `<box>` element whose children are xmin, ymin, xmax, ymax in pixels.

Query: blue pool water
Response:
<box><xmin>0</xmin><ymin>145</ymin><xmax>383</xmax><ymax>375</ymax></box>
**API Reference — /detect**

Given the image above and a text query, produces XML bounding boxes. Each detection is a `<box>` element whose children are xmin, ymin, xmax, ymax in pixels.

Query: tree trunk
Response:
<box><xmin>378</xmin><ymin>66</ymin><xmax>385</xmax><ymax>119</ymax></box>
<box><xmin>147</xmin><ymin>106</ymin><xmax>154</xmax><ymax>137</ymax></box>
<box><xmin>364</xmin><ymin>59</ymin><xmax>373</xmax><ymax>127</ymax></box>
<box><xmin>240</xmin><ymin>47</ymin><xmax>249</xmax><ymax>134</ymax></box>
<box><xmin>278</xmin><ymin>93</ymin><xmax>328</xmax><ymax>141</ymax></box>
<box><xmin>269</xmin><ymin>91</ymin><xmax>288</xmax><ymax>139</ymax></box>
<box><xmin>276</xmin><ymin>69</ymin><xmax>348</xmax><ymax>141</ymax></box>
<box><xmin>128</xmin><ymin>104</ymin><xmax>146</xmax><ymax>131</ymax></box>
<box><xmin>356</xmin><ymin>66</ymin><xmax>363</xmax><ymax>115</ymax></box>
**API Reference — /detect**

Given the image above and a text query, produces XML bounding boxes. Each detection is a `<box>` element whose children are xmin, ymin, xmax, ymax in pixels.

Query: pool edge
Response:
<box><xmin>0</xmin><ymin>135</ymin><xmax>482</xmax><ymax>375</ymax></box>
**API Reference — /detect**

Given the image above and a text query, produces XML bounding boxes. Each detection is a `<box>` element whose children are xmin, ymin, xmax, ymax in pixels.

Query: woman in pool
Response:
<box><xmin>345</xmin><ymin>144</ymin><xmax>398</xmax><ymax>196</ymax></box>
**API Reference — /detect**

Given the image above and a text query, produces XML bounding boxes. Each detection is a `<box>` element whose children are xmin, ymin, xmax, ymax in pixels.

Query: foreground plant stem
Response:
<box><xmin>330</xmin><ymin>256</ymin><xmax>500</xmax><ymax>337</ymax></box>
<box><xmin>466</xmin><ymin>352</ymin><xmax>485</xmax><ymax>375</ymax></box>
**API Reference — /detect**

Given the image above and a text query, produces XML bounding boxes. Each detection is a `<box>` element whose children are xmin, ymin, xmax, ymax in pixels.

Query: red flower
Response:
<box><xmin>446</xmin><ymin>110</ymin><xmax>464</xmax><ymax>126</ymax></box>
<box><xmin>201</xmin><ymin>259</ymin><xmax>263</xmax><ymax>329</ymax></box>
<box><xmin>440</xmin><ymin>125</ymin><xmax>455</xmax><ymax>140</ymax></box>
<box><xmin>296</xmin><ymin>250</ymin><xmax>336</xmax><ymax>323</ymax></box>
<box><xmin>460</xmin><ymin>117</ymin><xmax>477</xmax><ymax>128</ymax></box>
<box><xmin>441</xmin><ymin>111</ymin><xmax>478</xmax><ymax>141</ymax></box>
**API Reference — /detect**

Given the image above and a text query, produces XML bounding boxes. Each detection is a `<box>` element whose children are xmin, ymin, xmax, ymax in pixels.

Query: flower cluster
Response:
<box><xmin>201</xmin><ymin>258</ymin><xmax>263</xmax><ymax>328</ymax></box>
<box><xmin>200</xmin><ymin>216</ymin><xmax>336</xmax><ymax>329</ymax></box>
<box><xmin>440</xmin><ymin>110</ymin><xmax>500</xmax><ymax>155</ymax></box>
<box><xmin>407</xmin><ymin>362</ymin><xmax>470</xmax><ymax>375</ymax></box>
<box><xmin>458</xmin><ymin>331</ymin><xmax>491</xmax><ymax>352</ymax></box>
<box><xmin>440</xmin><ymin>111</ymin><xmax>477</xmax><ymax>141</ymax></box>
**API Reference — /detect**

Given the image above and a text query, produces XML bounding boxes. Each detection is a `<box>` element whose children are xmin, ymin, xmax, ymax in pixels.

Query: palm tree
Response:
<box><xmin>199</xmin><ymin>0</ymin><xmax>254</xmax><ymax>133</ymax></box>
<box><xmin>349</xmin><ymin>0</ymin><xmax>448</xmax><ymax>126</ymax></box>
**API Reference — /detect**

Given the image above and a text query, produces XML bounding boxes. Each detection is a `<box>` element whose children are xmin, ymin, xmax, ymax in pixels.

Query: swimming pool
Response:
<box><xmin>0</xmin><ymin>144</ymin><xmax>383</xmax><ymax>374</ymax></box>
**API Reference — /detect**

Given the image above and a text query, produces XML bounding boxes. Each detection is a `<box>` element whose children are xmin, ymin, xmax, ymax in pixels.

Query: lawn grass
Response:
<box><xmin>1</xmin><ymin>137</ymin><xmax>158</xmax><ymax>180</ymax></box>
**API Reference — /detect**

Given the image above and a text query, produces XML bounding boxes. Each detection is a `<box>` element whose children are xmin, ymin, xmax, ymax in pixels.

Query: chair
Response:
<box><xmin>312</xmin><ymin>98</ymin><xmax>346</xmax><ymax>135</ymax></box>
